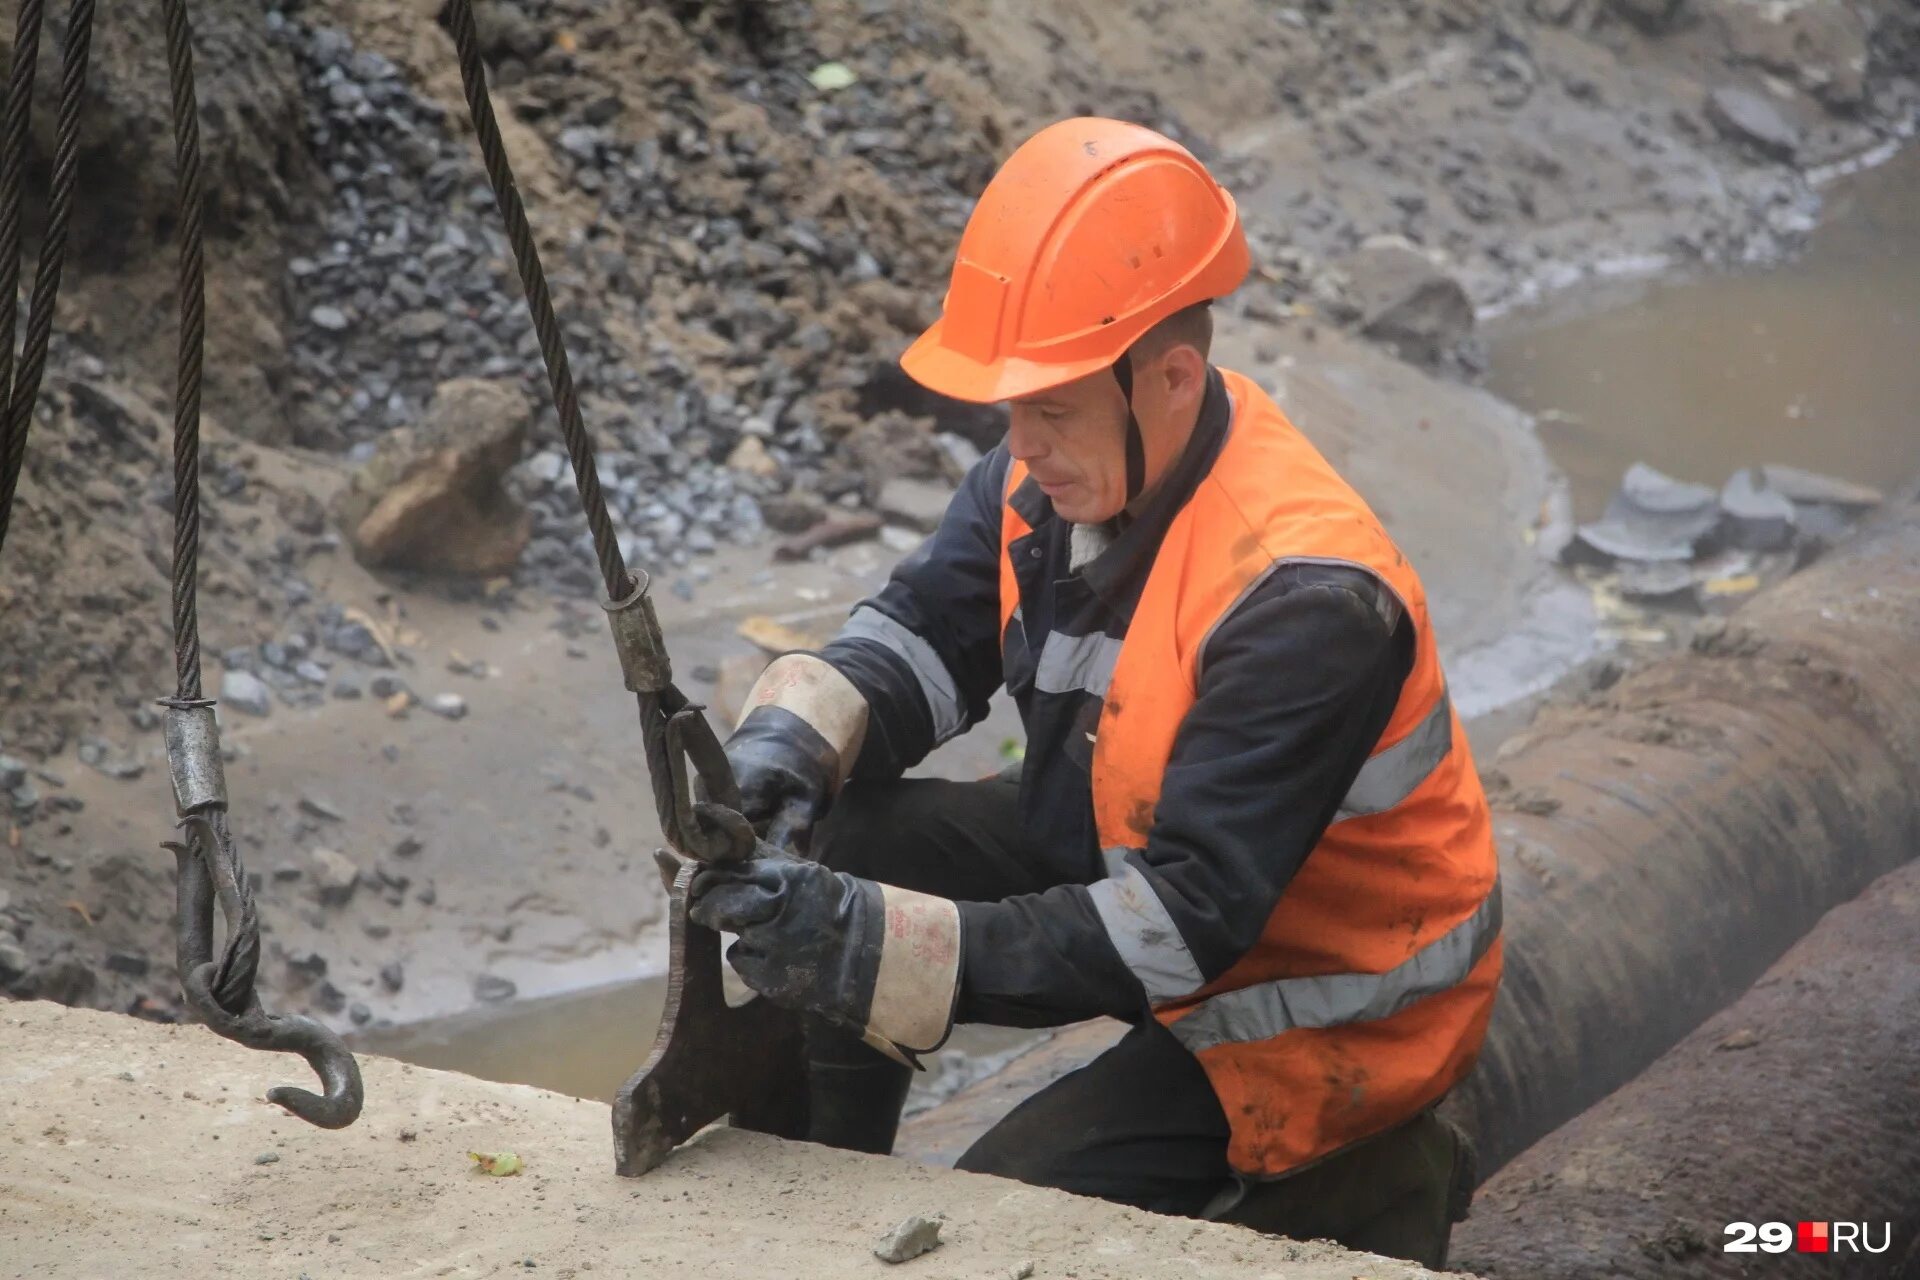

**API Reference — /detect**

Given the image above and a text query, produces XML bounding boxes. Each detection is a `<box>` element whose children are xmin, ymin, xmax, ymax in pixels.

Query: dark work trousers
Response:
<box><xmin>810</xmin><ymin>775</ymin><xmax>1474</xmax><ymax>1270</ymax></box>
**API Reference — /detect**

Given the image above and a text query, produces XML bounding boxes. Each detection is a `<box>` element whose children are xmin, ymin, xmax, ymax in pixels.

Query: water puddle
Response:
<box><xmin>355</xmin><ymin>976</ymin><xmax>669</xmax><ymax>1105</ymax></box>
<box><xmin>1487</xmin><ymin>146</ymin><xmax>1920</xmax><ymax>520</ymax></box>
<box><xmin>355</xmin><ymin>972</ymin><xmax>1042</xmax><ymax>1117</ymax></box>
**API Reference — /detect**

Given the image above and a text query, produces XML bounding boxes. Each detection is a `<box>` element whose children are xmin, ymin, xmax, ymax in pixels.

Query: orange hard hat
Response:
<box><xmin>901</xmin><ymin>117</ymin><xmax>1249</xmax><ymax>405</ymax></box>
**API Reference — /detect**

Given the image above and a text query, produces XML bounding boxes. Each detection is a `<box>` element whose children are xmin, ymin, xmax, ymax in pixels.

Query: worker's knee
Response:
<box><xmin>810</xmin><ymin>775</ymin><xmax>1029</xmax><ymax>899</ymax></box>
<box><xmin>953</xmin><ymin>1116</ymin><xmax>1077</xmax><ymax>1188</ymax></box>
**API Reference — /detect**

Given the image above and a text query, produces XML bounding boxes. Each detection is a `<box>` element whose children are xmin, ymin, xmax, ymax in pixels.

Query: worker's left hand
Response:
<box><xmin>687</xmin><ymin>852</ymin><xmax>961</xmax><ymax>1058</ymax></box>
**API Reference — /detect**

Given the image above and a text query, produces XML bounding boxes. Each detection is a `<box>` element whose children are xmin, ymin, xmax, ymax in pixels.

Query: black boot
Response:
<box><xmin>803</xmin><ymin>1014</ymin><xmax>913</xmax><ymax>1154</ymax></box>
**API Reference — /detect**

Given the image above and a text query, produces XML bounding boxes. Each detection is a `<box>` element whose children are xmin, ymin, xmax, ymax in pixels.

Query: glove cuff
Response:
<box><xmin>739</xmin><ymin>653</ymin><xmax>869</xmax><ymax>789</ymax></box>
<box><xmin>861</xmin><ymin>882</ymin><xmax>962</xmax><ymax>1056</ymax></box>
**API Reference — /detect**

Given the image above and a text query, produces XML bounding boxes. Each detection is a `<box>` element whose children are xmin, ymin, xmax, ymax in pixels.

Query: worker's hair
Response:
<box><xmin>1133</xmin><ymin>301</ymin><xmax>1214</xmax><ymax>362</ymax></box>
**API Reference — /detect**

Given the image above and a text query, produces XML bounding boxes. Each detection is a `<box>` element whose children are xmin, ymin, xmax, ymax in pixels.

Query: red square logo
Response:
<box><xmin>1797</xmin><ymin>1222</ymin><xmax>1830</xmax><ymax>1253</ymax></box>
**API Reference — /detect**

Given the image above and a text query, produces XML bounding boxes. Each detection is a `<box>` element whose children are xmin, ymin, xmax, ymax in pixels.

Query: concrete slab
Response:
<box><xmin>0</xmin><ymin>1002</ymin><xmax>1450</xmax><ymax>1280</ymax></box>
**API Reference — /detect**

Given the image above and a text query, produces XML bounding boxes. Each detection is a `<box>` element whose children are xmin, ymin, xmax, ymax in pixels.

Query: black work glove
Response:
<box><xmin>688</xmin><ymin>851</ymin><xmax>961</xmax><ymax>1058</ymax></box>
<box><xmin>718</xmin><ymin>706</ymin><xmax>840</xmax><ymax>853</ymax></box>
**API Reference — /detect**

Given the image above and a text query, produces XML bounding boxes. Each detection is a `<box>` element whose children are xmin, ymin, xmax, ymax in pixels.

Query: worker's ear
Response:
<box><xmin>1155</xmin><ymin>342</ymin><xmax>1207</xmax><ymax>410</ymax></box>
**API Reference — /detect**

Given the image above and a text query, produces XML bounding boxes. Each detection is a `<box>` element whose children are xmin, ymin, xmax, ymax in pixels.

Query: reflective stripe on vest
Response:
<box><xmin>1168</xmin><ymin>877</ymin><xmax>1501</xmax><ymax>1054</ymax></box>
<box><xmin>1087</xmin><ymin>853</ymin><xmax>1205</xmax><ymax>1003</ymax></box>
<box><xmin>1034</xmin><ymin>630</ymin><xmax>1124</xmax><ymax>698</ymax></box>
<box><xmin>1335</xmin><ymin>686</ymin><xmax>1454</xmax><ymax>822</ymax></box>
<box><xmin>838</xmin><ymin>605</ymin><xmax>969</xmax><ymax>745</ymax></box>
<box><xmin>1089</xmin><ymin>843</ymin><xmax>1498</xmax><ymax>1016</ymax></box>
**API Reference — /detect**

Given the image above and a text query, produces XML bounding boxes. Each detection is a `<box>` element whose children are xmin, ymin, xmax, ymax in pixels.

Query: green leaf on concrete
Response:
<box><xmin>808</xmin><ymin>61</ymin><xmax>858</xmax><ymax>92</ymax></box>
<box><xmin>469</xmin><ymin>1150</ymin><xmax>523</xmax><ymax>1176</ymax></box>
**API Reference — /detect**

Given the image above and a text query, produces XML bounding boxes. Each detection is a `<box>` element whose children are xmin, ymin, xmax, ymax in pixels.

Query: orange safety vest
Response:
<box><xmin>997</xmin><ymin>368</ymin><xmax>1502</xmax><ymax>1177</ymax></box>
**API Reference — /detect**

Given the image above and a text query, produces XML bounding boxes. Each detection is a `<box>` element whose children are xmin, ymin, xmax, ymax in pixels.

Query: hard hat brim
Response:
<box><xmin>899</xmin><ymin>319</ymin><xmax>1131</xmax><ymax>405</ymax></box>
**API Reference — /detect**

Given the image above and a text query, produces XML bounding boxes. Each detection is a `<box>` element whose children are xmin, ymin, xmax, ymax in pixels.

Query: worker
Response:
<box><xmin>688</xmin><ymin>116</ymin><xmax>1502</xmax><ymax>1268</ymax></box>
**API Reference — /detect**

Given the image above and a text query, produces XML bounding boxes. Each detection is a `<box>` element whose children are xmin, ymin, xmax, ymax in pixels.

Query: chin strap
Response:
<box><xmin>1112</xmin><ymin>353</ymin><xmax>1147</xmax><ymax>504</ymax></box>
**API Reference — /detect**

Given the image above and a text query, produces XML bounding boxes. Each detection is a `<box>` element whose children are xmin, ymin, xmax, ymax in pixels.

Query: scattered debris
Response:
<box><xmin>1757</xmin><ymin>465</ymin><xmax>1882</xmax><ymax>511</ymax></box>
<box><xmin>76</xmin><ymin>737</ymin><xmax>144</xmax><ymax>782</ymax></box>
<box><xmin>1564</xmin><ymin>462</ymin><xmax>1877</xmax><ymax>618</ymax></box>
<box><xmin>0</xmin><ymin>941</ymin><xmax>29</xmax><ymax>985</ymax></box>
<box><xmin>104</xmin><ymin>953</ymin><xmax>149</xmax><ymax>978</ymax></box>
<box><xmin>1615</xmin><ymin>561</ymin><xmax>1697</xmax><ymax>610</ymax></box>
<box><xmin>468</xmin><ymin>1150</ymin><xmax>523</xmax><ymax>1177</ymax></box>
<box><xmin>1566</xmin><ymin>463</ymin><xmax>1719</xmax><ymax>565</ymax></box>
<box><xmin>369</xmin><ymin>675</ymin><xmax>410</xmax><ymax>700</ymax></box>
<box><xmin>773</xmin><ymin>512</ymin><xmax>883</xmax><ymax>561</ymax></box>
<box><xmin>725</xmin><ymin>436</ymin><xmax>781</xmax><ymax>479</ymax></box>
<box><xmin>1342</xmin><ymin>240</ymin><xmax>1475</xmax><ymax>367</ymax></box>
<box><xmin>876</xmin><ymin>477</ymin><xmax>952</xmax><ymax>533</ymax></box>
<box><xmin>285</xmin><ymin>951</ymin><xmax>329</xmax><ymax>985</ymax></box>
<box><xmin>737</xmin><ymin>617</ymin><xmax>826</xmax><ymax>655</ymax></box>
<box><xmin>220</xmin><ymin>670</ymin><xmax>274</xmax><ymax>718</ymax></box>
<box><xmin>298</xmin><ymin>794</ymin><xmax>344</xmax><ymax>823</ymax></box>
<box><xmin>339</xmin><ymin>608</ymin><xmax>401</xmax><ymax>667</ymax></box>
<box><xmin>1717</xmin><ymin>469</ymin><xmax>1796</xmax><ymax>551</ymax></box>
<box><xmin>1705</xmin><ymin>86</ymin><xmax>1800</xmax><ymax>163</ymax></box>
<box><xmin>310</xmin><ymin>847</ymin><xmax>361</xmax><ymax>907</ymax></box>
<box><xmin>473</xmin><ymin>974</ymin><xmax>517</xmax><ymax>1004</ymax></box>
<box><xmin>1699</xmin><ymin>572</ymin><xmax>1761</xmax><ymax>599</ymax></box>
<box><xmin>426</xmin><ymin>693</ymin><xmax>470</xmax><ymax>721</ymax></box>
<box><xmin>874</xmin><ymin>1214</ymin><xmax>944</xmax><ymax>1264</ymax></box>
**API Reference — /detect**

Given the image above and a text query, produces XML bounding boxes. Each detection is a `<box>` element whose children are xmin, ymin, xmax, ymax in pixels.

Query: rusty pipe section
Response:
<box><xmin>1452</xmin><ymin>858</ymin><xmax>1920</xmax><ymax>1277</ymax></box>
<box><xmin>1442</xmin><ymin>486</ymin><xmax>1920</xmax><ymax>1177</ymax></box>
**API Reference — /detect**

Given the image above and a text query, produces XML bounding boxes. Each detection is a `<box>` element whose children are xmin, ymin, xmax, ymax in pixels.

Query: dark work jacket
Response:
<box><xmin>820</xmin><ymin>367</ymin><xmax>1414</xmax><ymax>1027</ymax></box>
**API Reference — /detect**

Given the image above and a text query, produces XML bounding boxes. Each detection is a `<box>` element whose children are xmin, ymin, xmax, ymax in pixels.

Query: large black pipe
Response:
<box><xmin>1442</xmin><ymin>486</ymin><xmax>1920</xmax><ymax>1174</ymax></box>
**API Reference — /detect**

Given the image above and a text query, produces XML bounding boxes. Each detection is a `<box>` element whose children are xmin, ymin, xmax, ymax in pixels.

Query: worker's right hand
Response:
<box><xmin>719</xmin><ymin>705</ymin><xmax>839</xmax><ymax>854</ymax></box>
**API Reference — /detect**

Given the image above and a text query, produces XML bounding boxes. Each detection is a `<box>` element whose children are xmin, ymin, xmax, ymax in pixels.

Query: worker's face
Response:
<box><xmin>1006</xmin><ymin>346</ymin><xmax>1205</xmax><ymax>524</ymax></box>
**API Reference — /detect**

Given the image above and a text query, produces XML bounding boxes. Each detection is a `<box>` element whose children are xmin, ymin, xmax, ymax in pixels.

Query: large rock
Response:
<box><xmin>1705</xmin><ymin>86</ymin><xmax>1800</xmax><ymax>163</ymax></box>
<box><xmin>1724</xmin><ymin>0</ymin><xmax>1871</xmax><ymax>112</ymax></box>
<box><xmin>333</xmin><ymin>379</ymin><xmax>535</xmax><ymax>575</ymax></box>
<box><xmin>1341</xmin><ymin>241</ymin><xmax>1475</xmax><ymax>368</ymax></box>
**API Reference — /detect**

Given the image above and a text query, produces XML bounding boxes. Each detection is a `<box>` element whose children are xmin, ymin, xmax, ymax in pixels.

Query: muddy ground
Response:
<box><xmin>3</xmin><ymin>0</ymin><xmax>1919</xmax><ymax>1052</ymax></box>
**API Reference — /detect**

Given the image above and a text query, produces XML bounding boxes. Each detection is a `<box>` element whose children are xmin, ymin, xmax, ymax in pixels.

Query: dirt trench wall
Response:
<box><xmin>1451</xmin><ymin>857</ymin><xmax>1920</xmax><ymax>1277</ymax></box>
<box><xmin>1442</xmin><ymin>484</ymin><xmax>1920</xmax><ymax>1176</ymax></box>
